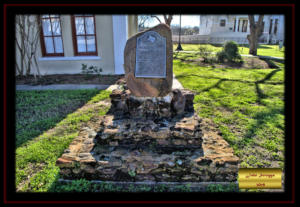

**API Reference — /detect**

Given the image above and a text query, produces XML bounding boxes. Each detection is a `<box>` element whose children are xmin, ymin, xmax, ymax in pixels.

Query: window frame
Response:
<box><xmin>242</xmin><ymin>19</ymin><xmax>248</xmax><ymax>33</ymax></box>
<box><xmin>71</xmin><ymin>15</ymin><xmax>98</xmax><ymax>56</ymax></box>
<box><xmin>39</xmin><ymin>15</ymin><xmax>64</xmax><ymax>57</ymax></box>
<box><xmin>233</xmin><ymin>18</ymin><xmax>236</xmax><ymax>32</ymax></box>
<box><xmin>274</xmin><ymin>19</ymin><xmax>278</xmax><ymax>35</ymax></box>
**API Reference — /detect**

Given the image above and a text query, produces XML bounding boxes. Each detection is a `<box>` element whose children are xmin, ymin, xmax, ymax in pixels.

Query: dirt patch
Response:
<box><xmin>16</xmin><ymin>74</ymin><xmax>124</xmax><ymax>85</ymax></box>
<box><xmin>176</xmin><ymin>56</ymin><xmax>271</xmax><ymax>69</ymax></box>
<box><xmin>241</xmin><ymin>57</ymin><xmax>272</xmax><ymax>69</ymax></box>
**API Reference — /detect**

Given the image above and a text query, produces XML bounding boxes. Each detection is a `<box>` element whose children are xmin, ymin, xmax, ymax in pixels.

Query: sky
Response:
<box><xmin>145</xmin><ymin>15</ymin><xmax>200</xmax><ymax>27</ymax></box>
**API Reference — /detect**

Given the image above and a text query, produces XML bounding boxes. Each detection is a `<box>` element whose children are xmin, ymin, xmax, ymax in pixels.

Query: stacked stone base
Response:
<box><xmin>56</xmin><ymin>89</ymin><xmax>239</xmax><ymax>183</ymax></box>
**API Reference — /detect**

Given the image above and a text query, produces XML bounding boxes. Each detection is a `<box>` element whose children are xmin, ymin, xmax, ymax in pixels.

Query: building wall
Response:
<box><xmin>127</xmin><ymin>15</ymin><xmax>138</xmax><ymax>38</ymax></box>
<box><xmin>199</xmin><ymin>15</ymin><xmax>213</xmax><ymax>35</ymax></box>
<box><xmin>15</xmin><ymin>15</ymin><xmax>138</xmax><ymax>76</ymax></box>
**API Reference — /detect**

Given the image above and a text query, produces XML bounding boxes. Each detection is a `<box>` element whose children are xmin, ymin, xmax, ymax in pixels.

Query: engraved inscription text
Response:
<box><xmin>135</xmin><ymin>31</ymin><xmax>166</xmax><ymax>78</ymax></box>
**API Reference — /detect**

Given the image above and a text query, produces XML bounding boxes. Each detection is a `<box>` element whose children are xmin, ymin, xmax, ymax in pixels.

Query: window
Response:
<box><xmin>72</xmin><ymin>15</ymin><xmax>97</xmax><ymax>56</ymax></box>
<box><xmin>274</xmin><ymin>19</ymin><xmax>278</xmax><ymax>35</ymax></box>
<box><xmin>269</xmin><ymin>19</ymin><xmax>273</xmax><ymax>34</ymax></box>
<box><xmin>220</xmin><ymin>19</ymin><xmax>226</xmax><ymax>27</ymax></box>
<box><xmin>233</xmin><ymin>18</ymin><xmax>236</xmax><ymax>31</ymax></box>
<box><xmin>242</xmin><ymin>20</ymin><xmax>248</xmax><ymax>32</ymax></box>
<box><xmin>40</xmin><ymin>15</ymin><xmax>64</xmax><ymax>56</ymax></box>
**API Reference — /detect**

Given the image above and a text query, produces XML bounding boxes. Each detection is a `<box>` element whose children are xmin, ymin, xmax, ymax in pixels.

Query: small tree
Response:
<box><xmin>247</xmin><ymin>15</ymin><xmax>264</xmax><ymax>56</ymax></box>
<box><xmin>15</xmin><ymin>15</ymin><xmax>42</xmax><ymax>78</ymax></box>
<box><xmin>198</xmin><ymin>45</ymin><xmax>214</xmax><ymax>63</ymax></box>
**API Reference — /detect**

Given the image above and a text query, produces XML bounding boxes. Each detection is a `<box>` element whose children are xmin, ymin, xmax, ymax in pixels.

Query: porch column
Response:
<box><xmin>112</xmin><ymin>15</ymin><xmax>128</xmax><ymax>74</ymax></box>
<box><xmin>235</xmin><ymin>18</ymin><xmax>239</xmax><ymax>32</ymax></box>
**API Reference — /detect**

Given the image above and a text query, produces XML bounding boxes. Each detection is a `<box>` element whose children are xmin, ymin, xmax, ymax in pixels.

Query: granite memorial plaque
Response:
<box><xmin>135</xmin><ymin>31</ymin><xmax>166</xmax><ymax>78</ymax></box>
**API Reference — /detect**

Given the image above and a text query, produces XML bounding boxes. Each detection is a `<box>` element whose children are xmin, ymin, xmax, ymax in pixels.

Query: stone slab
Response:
<box><xmin>56</xmin><ymin>114</ymin><xmax>239</xmax><ymax>182</ymax></box>
<box><xmin>124</xmin><ymin>24</ymin><xmax>173</xmax><ymax>97</ymax></box>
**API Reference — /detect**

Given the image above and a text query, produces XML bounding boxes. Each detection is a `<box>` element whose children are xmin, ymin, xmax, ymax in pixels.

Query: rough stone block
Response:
<box><xmin>124</xmin><ymin>24</ymin><xmax>173</xmax><ymax>97</ymax></box>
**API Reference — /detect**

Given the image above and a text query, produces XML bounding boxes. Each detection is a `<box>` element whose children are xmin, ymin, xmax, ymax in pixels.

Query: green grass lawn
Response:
<box><xmin>173</xmin><ymin>43</ymin><xmax>285</xmax><ymax>58</ymax></box>
<box><xmin>16</xmin><ymin>90</ymin><xmax>102</xmax><ymax>147</ymax></box>
<box><xmin>173</xmin><ymin>44</ymin><xmax>221</xmax><ymax>52</ymax></box>
<box><xmin>16</xmin><ymin>89</ymin><xmax>111</xmax><ymax>192</ymax></box>
<box><xmin>173</xmin><ymin>59</ymin><xmax>284</xmax><ymax>169</ymax></box>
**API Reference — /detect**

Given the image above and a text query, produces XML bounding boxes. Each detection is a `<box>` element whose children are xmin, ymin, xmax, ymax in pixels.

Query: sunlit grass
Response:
<box><xmin>174</xmin><ymin>59</ymin><xmax>284</xmax><ymax>169</ymax></box>
<box><xmin>16</xmin><ymin>90</ymin><xmax>111</xmax><ymax>192</ymax></box>
<box><xmin>173</xmin><ymin>43</ymin><xmax>285</xmax><ymax>57</ymax></box>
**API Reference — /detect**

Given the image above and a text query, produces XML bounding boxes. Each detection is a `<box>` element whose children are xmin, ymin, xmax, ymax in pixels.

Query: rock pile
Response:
<box><xmin>109</xmin><ymin>88</ymin><xmax>194</xmax><ymax>119</ymax></box>
<box><xmin>56</xmin><ymin>87</ymin><xmax>239</xmax><ymax>182</ymax></box>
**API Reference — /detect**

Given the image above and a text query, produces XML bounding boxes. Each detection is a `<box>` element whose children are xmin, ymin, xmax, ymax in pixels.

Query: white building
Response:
<box><xmin>199</xmin><ymin>15</ymin><xmax>284</xmax><ymax>44</ymax></box>
<box><xmin>15</xmin><ymin>15</ymin><xmax>138</xmax><ymax>75</ymax></box>
<box><xmin>173</xmin><ymin>15</ymin><xmax>284</xmax><ymax>45</ymax></box>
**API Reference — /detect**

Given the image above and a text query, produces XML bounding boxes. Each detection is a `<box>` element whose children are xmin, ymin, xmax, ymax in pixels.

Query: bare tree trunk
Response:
<box><xmin>16</xmin><ymin>15</ymin><xmax>26</xmax><ymax>76</ymax></box>
<box><xmin>247</xmin><ymin>32</ymin><xmax>258</xmax><ymax>55</ymax></box>
<box><xmin>15</xmin><ymin>15</ymin><xmax>42</xmax><ymax>77</ymax></box>
<box><xmin>163</xmin><ymin>15</ymin><xmax>173</xmax><ymax>26</ymax></box>
<box><xmin>247</xmin><ymin>15</ymin><xmax>264</xmax><ymax>56</ymax></box>
<box><xmin>33</xmin><ymin>55</ymin><xmax>41</xmax><ymax>78</ymax></box>
<box><xmin>15</xmin><ymin>61</ymin><xmax>22</xmax><ymax>76</ymax></box>
<box><xmin>32</xmin><ymin>16</ymin><xmax>42</xmax><ymax>78</ymax></box>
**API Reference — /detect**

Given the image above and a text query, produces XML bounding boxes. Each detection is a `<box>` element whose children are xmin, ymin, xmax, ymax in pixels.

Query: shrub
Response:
<box><xmin>81</xmin><ymin>64</ymin><xmax>103</xmax><ymax>81</ymax></box>
<box><xmin>224</xmin><ymin>41</ymin><xmax>242</xmax><ymax>62</ymax></box>
<box><xmin>198</xmin><ymin>45</ymin><xmax>214</xmax><ymax>63</ymax></box>
<box><xmin>216</xmin><ymin>51</ymin><xmax>227</xmax><ymax>63</ymax></box>
<box><xmin>217</xmin><ymin>41</ymin><xmax>243</xmax><ymax>63</ymax></box>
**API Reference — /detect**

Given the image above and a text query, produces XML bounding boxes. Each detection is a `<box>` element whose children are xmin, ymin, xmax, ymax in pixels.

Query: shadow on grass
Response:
<box><xmin>176</xmin><ymin>68</ymin><xmax>283</xmax><ymax>150</ymax></box>
<box><xmin>259</xmin><ymin>57</ymin><xmax>285</xmax><ymax>65</ymax></box>
<box><xmin>16</xmin><ymin>90</ymin><xmax>100</xmax><ymax>147</ymax></box>
<box><xmin>239</xmin><ymin>44</ymin><xmax>274</xmax><ymax>49</ymax></box>
<box><xmin>255</xmin><ymin>69</ymin><xmax>281</xmax><ymax>104</ymax></box>
<box><xmin>173</xmin><ymin>52</ymin><xmax>197</xmax><ymax>62</ymax></box>
<box><xmin>176</xmin><ymin>68</ymin><xmax>282</xmax><ymax>105</ymax></box>
<box><xmin>243</xmin><ymin>106</ymin><xmax>283</xmax><ymax>143</ymax></box>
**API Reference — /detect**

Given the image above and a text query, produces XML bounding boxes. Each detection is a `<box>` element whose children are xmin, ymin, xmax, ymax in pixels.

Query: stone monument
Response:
<box><xmin>124</xmin><ymin>24</ymin><xmax>173</xmax><ymax>97</ymax></box>
<box><xmin>56</xmin><ymin>24</ymin><xmax>239</xmax><ymax>189</ymax></box>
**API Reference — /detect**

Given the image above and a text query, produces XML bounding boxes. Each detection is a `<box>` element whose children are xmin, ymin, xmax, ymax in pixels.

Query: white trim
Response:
<box><xmin>112</xmin><ymin>15</ymin><xmax>128</xmax><ymax>74</ymax></box>
<box><xmin>235</xmin><ymin>18</ymin><xmax>239</xmax><ymax>32</ymax></box>
<box><xmin>39</xmin><ymin>56</ymin><xmax>101</xmax><ymax>61</ymax></box>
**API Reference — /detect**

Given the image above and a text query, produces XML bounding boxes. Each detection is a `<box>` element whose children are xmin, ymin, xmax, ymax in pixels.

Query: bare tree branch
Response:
<box><xmin>150</xmin><ymin>15</ymin><xmax>162</xmax><ymax>23</ymax></box>
<box><xmin>15</xmin><ymin>15</ymin><xmax>42</xmax><ymax>77</ymax></box>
